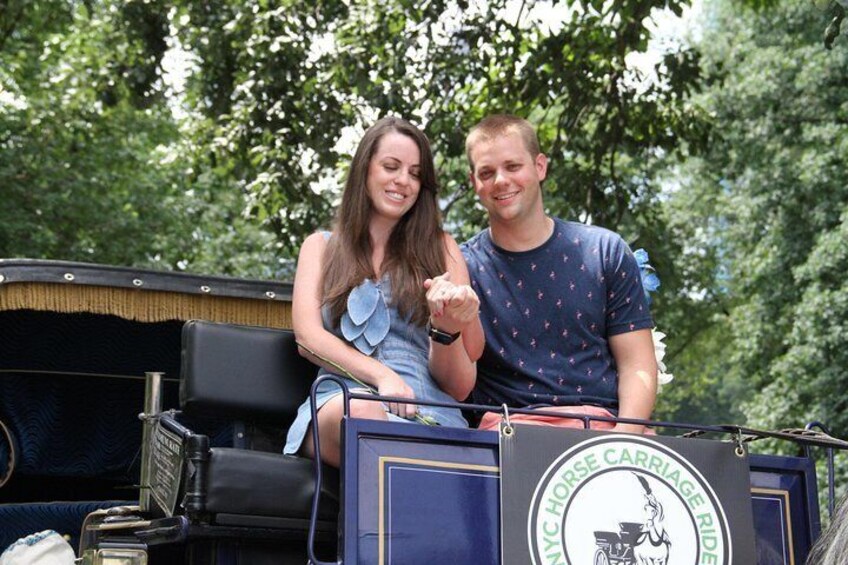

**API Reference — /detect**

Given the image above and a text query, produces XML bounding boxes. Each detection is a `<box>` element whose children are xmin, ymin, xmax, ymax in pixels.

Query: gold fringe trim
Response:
<box><xmin>0</xmin><ymin>283</ymin><xmax>292</xmax><ymax>329</ymax></box>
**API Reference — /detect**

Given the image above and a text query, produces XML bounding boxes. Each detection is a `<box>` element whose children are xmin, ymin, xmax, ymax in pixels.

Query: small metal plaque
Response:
<box><xmin>148</xmin><ymin>421</ymin><xmax>185</xmax><ymax>517</ymax></box>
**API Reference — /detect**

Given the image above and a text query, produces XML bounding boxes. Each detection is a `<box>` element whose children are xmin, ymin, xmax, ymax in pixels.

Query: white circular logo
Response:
<box><xmin>528</xmin><ymin>436</ymin><xmax>731</xmax><ymax>565</ymax></box>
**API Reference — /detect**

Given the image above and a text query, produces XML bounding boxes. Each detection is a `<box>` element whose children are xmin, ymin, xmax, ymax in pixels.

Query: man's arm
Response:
<box><xmin>608</xmin><ymin>328</ymin><xmax>658</xmax><ymax>434</ymax></box>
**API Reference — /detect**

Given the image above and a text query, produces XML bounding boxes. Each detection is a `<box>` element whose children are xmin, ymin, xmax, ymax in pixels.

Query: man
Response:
<box><xmin>460</xmin><ymin>114</ymin><xmax>657</xmax><ymax>434</ymax></box>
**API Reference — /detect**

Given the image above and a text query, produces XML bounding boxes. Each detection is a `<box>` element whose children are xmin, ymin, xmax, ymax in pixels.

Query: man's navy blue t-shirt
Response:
<box><xmin>460</xmin><ymin>218</ymin><xmax>653</xmax><ymax>410</ymax></box>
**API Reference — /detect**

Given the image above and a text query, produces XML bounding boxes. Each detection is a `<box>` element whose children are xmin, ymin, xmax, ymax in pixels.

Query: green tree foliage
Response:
<box><xmin>655</xmin><ymin>0</ymin><xmax>848</xmax><ymax>440</ymax></box>
<box><xmin>170</xmin><ymin>0</ymin><xmax>706</xmax><ymax>254</ymax></box>
<box><xmin>0</xmin><ymin>1</ymin><xmax>279</xmax><ymax>275</ymax></box>
<box><xmin>0</xmin><ymin>1</ymin><xmax>179</xmax><ymax>264</ymax></box>
<box><xmin>3</xmin><ymin>0</ymin><xmax>707</xmax><ymax>276</ymax></box>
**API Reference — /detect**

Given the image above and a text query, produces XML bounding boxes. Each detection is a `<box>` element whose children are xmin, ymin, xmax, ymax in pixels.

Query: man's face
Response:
<box><xmin>468</xmin><ymin>131</ymin><xmax>547</xmax><ymax>227</ymax></box>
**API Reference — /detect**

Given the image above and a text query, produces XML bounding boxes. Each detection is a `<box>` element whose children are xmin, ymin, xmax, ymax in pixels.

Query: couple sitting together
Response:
<box><xmin>283</xmin><ymin>114</ymin><xmax>658</xmax><ymax>467</ymax></box>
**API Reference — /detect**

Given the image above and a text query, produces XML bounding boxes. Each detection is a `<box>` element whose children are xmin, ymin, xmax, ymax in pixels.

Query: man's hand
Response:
<box><xmin>424</xmin><ymin>272</ymin><xmax>480</xmax><ymax>335</ymax></box>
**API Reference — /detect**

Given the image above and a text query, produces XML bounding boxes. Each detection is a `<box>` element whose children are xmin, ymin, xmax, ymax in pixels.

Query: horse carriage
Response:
<box><xmin>1</xmin><ymin>259</ymin><xmax>845</xmax><ymax>564</ymax></box>
<box><xmin>593</xmin><ymin>522</ymin><xmax>642</xmax><ymax>565</ymax></box>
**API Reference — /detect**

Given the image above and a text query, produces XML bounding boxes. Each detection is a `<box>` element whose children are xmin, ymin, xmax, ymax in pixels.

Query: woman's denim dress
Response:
<box><xmin>283</xmin><ymin>277</ymin><xmax>468</xmax><ymax>455</ymax></box>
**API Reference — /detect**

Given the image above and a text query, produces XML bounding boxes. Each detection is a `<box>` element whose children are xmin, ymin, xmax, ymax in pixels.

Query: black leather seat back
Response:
<box><xmin>179</xmin><ymin>320</ymin><xmax>317</xmax><ymax>426</ymax></box>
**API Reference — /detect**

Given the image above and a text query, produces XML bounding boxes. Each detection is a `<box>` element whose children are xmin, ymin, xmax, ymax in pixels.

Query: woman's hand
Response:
<box><xmin>375</xmin><ymin>368</ymin><xmax>417</xmax><ymax>419</ymax></box>
<box><xmin>425</xmin><ymin>272</ymin><xmax>480</xmax><ymax>334</ymax></box>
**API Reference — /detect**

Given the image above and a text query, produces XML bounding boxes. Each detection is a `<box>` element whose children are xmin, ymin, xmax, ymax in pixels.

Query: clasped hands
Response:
<box><xmin>424</xmin><ymin>272</ymin><xmax>480</xmax><ymax>335</ymax></box>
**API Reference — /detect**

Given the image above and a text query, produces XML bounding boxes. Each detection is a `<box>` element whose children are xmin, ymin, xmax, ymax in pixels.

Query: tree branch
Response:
<box><xmin>442</xmin><ymin>184</ymin><xmax>472</xmax><ymax>219</ymax></box>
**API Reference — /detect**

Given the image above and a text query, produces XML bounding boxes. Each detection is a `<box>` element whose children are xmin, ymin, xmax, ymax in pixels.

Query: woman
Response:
<box><xmin>284</xmin><ymin>117</ymin><xmax>484</xmax><ymax>467</ymax></box>
<box><xmin>633</xmin><ymin>474</ymin><xmax>670</xmax><ymax>565</ymax></box>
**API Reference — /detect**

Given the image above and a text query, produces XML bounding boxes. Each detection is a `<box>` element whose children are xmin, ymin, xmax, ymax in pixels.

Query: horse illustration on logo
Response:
<box><xmin>593</xmin><ymin>474</ymin><xmax>671</xmax><ymax>565</ymax></box>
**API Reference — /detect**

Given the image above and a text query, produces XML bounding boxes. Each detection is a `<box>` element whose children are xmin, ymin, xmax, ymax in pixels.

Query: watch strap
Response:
<box><xmin>427</xmin><ymin>322</ymin><xmax>461</xmax><ymax>345</ymax></box>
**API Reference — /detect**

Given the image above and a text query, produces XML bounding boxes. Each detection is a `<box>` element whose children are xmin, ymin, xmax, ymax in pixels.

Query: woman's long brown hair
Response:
<box><xmin>321</xmin><ymin>117</ymin><xmax>445</xmax><ymax>327</ymax></box>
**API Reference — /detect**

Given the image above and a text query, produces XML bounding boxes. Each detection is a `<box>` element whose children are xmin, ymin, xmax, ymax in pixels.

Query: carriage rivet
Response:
<box><xmin>265</xmin><ymin>291</ymin><xmax>276</xmax><ymax>299</ymax></box>
<box><xmin>64</xmin><ymin>273</ymin><xmax>75</xmax><ymax>281</ymax></box>
<box><xmin>0</xmin><ymin>274</ymin><xmax>5</xmax><ymax>283</ymax></box>
<box><xmin>200</xmin><ymin>285</ymin><xmax>211</xmax><ymax>293</ymax></box>
<box><xmin>133</xmin><ymin>279</ymin><xmax>143</xmax><ymax>287</ymax></box>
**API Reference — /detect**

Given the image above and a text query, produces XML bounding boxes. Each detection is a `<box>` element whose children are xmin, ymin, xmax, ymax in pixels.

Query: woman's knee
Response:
<box><xmin>350</xmin><ymin>398</ymin><xmax>388</xmax><ymax>420</ymax></box>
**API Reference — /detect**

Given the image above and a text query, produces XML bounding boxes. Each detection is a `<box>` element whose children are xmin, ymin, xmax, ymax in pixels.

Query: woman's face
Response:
<box><xmin>366</xmin><ymin>131</ymin><xmax>422</xmax><ymax>223</ymax></box>
<box><xmin>644</xmin><ymin>500</ymin><xmax>658</xmax><ymax>525</ymax></box>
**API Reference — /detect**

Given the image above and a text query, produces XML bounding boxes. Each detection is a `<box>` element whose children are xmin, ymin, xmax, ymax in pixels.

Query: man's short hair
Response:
<box><xmin>465</xmin><ymin>114</ymin><xmax>542</xmax><ymax>171</ymax></box>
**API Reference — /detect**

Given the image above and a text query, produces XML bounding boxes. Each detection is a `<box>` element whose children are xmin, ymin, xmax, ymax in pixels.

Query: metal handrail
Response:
<box><xmin>806</xmin><ymin>421</ymin><xmax>837</xmax><ymax>517</ymax></box>
<box><xmin>327</xmin><ymin>389</ymin><xmax>848</xmax><ymax>450</ymax></box>
<box><xmin>307</xmin><ymin>374</ymin><xmax>349</xmax><ymax>565</ymax></box>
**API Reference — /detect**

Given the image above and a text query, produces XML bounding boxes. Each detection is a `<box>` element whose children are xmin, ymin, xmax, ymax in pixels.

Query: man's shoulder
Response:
<box><xmin>554</xmin><ymin>218</ymin><xmax>625</xmax><ymax>244</ymax></box>
<box><xmin>459</xmin><ymin>228</ymin><xmax>490</xmax><ymax>256</ymax></box>
<box><xmin>554</xmin><ymin>220</ymin><xmax>632</xmax><ymax>261</ymax></box>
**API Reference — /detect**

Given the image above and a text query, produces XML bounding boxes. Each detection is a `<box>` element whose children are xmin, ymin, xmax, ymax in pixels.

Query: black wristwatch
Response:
<box><xmin>427</xmin><ymin>322</ymin><xmax>461</xmax><ymax>345</ymax></box>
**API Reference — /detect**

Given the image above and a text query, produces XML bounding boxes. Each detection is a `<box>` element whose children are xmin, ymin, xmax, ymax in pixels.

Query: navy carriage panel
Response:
<box><xmin>342</xmin><ymin>419</ymin><xmax>823</xmax><ymax>565</ymax></box>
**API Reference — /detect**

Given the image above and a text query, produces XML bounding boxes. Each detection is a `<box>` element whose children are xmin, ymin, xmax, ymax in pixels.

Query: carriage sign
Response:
<box><xmin>500</xmin><ymin>425</ymin><xmax>757</xmax><ymax>565</ymax></box>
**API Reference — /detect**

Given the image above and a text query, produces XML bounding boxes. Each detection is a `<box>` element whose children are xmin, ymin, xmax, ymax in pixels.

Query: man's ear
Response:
<box><xmin>535</xmin><ymin>153</ymin><xmax>548</xmax><ymax>182</ymax></box>
<box><xmin>468</xmin><ymin>170</ymin><xmax>477</xmax><ymax>192</ymax></box>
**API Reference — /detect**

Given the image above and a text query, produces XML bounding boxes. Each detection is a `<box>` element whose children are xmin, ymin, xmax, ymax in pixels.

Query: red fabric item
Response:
<box><xmin>477</xmin><ymin>405</ymin><xmax>655</xmax><ymax>435</ymax></box>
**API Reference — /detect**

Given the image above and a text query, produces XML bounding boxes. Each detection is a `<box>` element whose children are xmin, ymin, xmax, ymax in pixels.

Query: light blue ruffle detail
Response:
<box><xmin>341</xmin><ymin>279</ymin><xmax>390</xmax><ymax>355</ymax></box>
<box><xmin>634</xmin><ymin>248</ymin><xmax>661</xmax><ymax>304</ymax></box>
